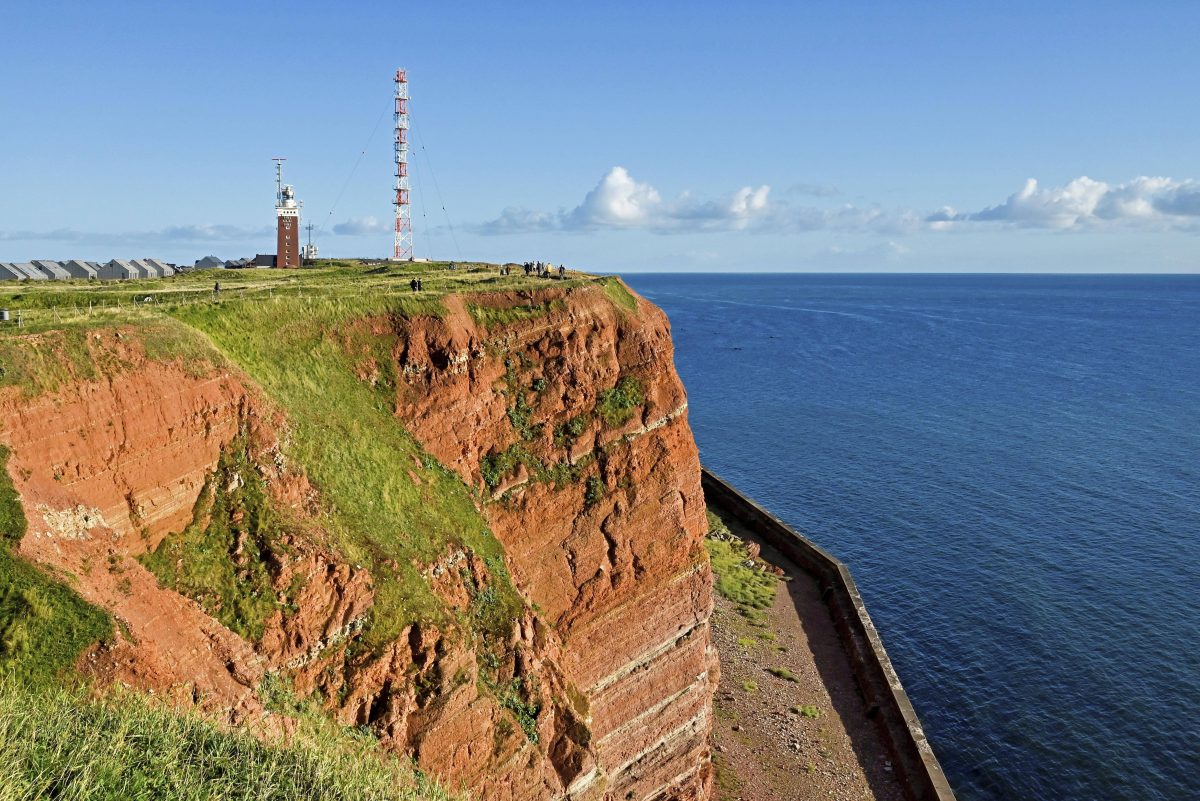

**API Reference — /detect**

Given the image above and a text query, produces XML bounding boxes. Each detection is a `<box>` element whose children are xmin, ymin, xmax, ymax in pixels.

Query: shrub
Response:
<box><xmin>595</xmin><ymin>376</ymin><xmax>644</xmax><ymax>427</ymax></box>
<box><xmin>583</xmin><ymin>476</ymin><xmax>605</xmax><ymax>508</ymax></box>
<box><xmin>767</xmin><ymin>667</ymin><xmax>799</xmax><ymax>683</ymax></box>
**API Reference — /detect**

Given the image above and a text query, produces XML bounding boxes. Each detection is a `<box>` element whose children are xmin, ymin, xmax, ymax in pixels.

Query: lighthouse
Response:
<box><xmin>273</xmin><ymin>158</ymin><xmax>302</xmax><ymax>268</ymax></box>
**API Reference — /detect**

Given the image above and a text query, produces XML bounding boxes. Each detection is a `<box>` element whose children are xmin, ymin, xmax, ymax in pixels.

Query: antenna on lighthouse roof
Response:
<box><xmin>272</xmin><ymin>157</ymin><xmax>287</xmax><ymax>205</ymax></box>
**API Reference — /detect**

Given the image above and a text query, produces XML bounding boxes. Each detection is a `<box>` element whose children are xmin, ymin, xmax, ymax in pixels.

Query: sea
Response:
<box><xmin>622</xmin><ymin>273</ymin><xmax>1200</xmax><ymax>801</ymax></box>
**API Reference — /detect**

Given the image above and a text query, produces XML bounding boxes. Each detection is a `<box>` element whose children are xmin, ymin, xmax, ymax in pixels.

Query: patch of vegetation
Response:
<box><xmin>553</xmin><ymin>414</ymin><xmax>589</xmax><ymax>449</ymax></box>
<box><xmin>767</xmin><ymin>667</ymin><xmax>800</xmax><ymax>683</ymax></box>
<box><xmin>595</xmin><ymin>376</ymin><xmax>644</xmax><ymax>428</ymax></box>
<box><xmin>0</xmin><ymin>321</ymin><xmax>220</xmax><ymax>396</ymax></box>
<box><xmin>467</xmin><ymin>562</ymin><xmax>523</xmax><ymax>644</ymax></box>
<box><xmin>741</xmin><ymin>680</ymin><xmax>758</xmax><ymax>693</ymax></box>
<box><xmin>711</xmin><ymin>749</ymin><xmax>743</xmax><ymax>799</ymax></box>
<box><xmin>0</xmin><ymin>680</ymin><xmax>459</xmax><ymax>800</ymax></box>
<box><xmin>736</xmin><ymin>636</ymin><xmax>756</xmax><ymax>650</ymax></box>
<box><xmin>468</xmin><ymin>298</ymin><xmax>564</xmax><ymax>329</ymax></box>
<box><xmin>704</xmin><ymin>510</ymin><xmax>778</xmax><ymax>614</ymax></box>
<box><xmin>0</xmin><ymin>447</ymin><xmax>111</xmax><ymax>686</ymax></box>
<box><xmin>141</xmin><ymin>433</ymin><xmax>290</xmax><ymax>642</ymax></box>
<box><xmin>0</xmin><ymin>447</ymin><xmax>26</xmax><ymax>545</ymax></box>
<box><xmin>490</xmin><ymin>676</ymin><xmax>541</xmax><ymax>744</ymax></box>
<box><xmin>600</xmin><ymin>277</ymin><xmax>639</xmax><ymax>314</ymax></box>
<box><xmin>791</xmin><ymin>704</ymin><xmax>823</xmax><ymax>719</ymax></box>
<box><xmin>583</xmin><ymin>475</ymin><xmax>605</xmax><ymax>508</ymax></box>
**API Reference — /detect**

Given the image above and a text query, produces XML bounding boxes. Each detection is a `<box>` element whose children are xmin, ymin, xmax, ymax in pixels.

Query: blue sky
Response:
<box><xmin>1</xmin><ymin>1</ymin><xmax>1198</xmax><ymax>272</ymax></box>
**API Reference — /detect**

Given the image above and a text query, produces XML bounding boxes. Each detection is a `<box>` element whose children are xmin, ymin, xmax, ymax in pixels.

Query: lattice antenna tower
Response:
<box><xmin>393</xmin><ymin>69</ymin><xmax>413</xmax><ymax>260</ymax></box>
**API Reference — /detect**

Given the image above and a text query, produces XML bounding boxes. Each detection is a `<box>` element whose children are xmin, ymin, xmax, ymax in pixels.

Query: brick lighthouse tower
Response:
<box><xmin>273</xmin><ymin>158</ymin><xmax>301</xmax><ymax>268</ymax></box>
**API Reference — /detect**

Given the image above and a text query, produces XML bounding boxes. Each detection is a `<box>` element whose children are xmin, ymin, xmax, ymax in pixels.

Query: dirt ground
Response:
<box><xmin>707</xmin><ymin>503</ymin><xmax>907</xmax><ymax>801</ymax></box>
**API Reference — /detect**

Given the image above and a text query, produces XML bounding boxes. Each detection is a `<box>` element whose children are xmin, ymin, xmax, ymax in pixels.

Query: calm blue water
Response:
<box><xmin>623</xmin><ymin>273</ymin><xmax>1200</xmax><ymax>801</ymax></box>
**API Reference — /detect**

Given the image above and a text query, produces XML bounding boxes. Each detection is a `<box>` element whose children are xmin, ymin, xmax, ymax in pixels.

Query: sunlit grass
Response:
<box><xmin>0</xmin><ymin>680</ymin><xmax>461</xmax><ymax>801</ymax></box>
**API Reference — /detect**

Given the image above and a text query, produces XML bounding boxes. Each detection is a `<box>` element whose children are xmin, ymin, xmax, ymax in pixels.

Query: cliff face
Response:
<box><xmin>0</xmin><ymin>281</ymin><xmax>714</xmax><ymax>801</ymax></box>
<box><xmin>384</xmin><ymin>286</ymin><xmax>716</xmax><ymax>799</ymax></box>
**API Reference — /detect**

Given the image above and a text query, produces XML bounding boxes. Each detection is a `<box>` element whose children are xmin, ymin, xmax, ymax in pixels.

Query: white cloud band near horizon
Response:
<box><xmin>4</xmin><ymin>172</ymin><xmax>1200</xmax><ymax>251</ymax></box>
<box><xmin>928</xmin><ymin>176</ymin><xmax>1200</xmax><ymax>230</ymax></box>
<box><xmin>478</xmin><ymin>168</ymin><xmax>1200</xmax><ymax>236</ymax></box>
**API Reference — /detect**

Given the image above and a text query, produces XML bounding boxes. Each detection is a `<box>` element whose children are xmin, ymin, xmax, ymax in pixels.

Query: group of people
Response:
<box><xmin>409</xmin><ymin>277</ymin><xmax>424</xmax><ymax>292</ymax></box>
<box><xmin>519</xmin><ymin>261</ymin><xmax>566</xmax><ymax>278</ymax></box>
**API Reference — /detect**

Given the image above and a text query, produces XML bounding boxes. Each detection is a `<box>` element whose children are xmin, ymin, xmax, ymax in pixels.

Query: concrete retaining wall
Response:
<box><xmin>701</xmin><ymin>468</ymin><xmax>957</xmax><ymax>801</ymax></box>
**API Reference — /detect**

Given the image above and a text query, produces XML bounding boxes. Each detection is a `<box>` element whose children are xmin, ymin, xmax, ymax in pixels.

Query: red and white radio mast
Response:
<box><xmin>392</xmin><ymin>69</ymin><xmax>413</xmax><ymax>261</ymax></box>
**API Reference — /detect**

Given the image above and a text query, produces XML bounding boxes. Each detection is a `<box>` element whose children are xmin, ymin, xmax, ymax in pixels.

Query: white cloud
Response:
<box><xmin>478</xmin><ymin>167</ymin><xmax>775</xmax><ymax>234</ymax></box>
<box><xmin>475</xmin><ymin>166</ymin><xmax>925</xmax><ymax>236</ymax></box>
<box><xmin>332</xmin><ymin>216</ymin><xmax>388</xmax><ymax>235</ymax></box>
<box><xmin>928</xmin><ymin>176</ymin><xmax>1200</xmax><ymax>230</ymax></box>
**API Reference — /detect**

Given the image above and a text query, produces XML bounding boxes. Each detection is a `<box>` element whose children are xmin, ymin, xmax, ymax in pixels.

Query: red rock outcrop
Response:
<box><xmin>380</xmin><ymin>283</ymin><xmax>717</xmax><ymax>800</ymax></box>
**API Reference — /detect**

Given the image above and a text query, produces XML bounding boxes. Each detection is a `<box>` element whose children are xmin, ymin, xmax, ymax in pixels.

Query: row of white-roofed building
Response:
<box><xmin>0</xmin><ymin>259</ymin><xmax>182</xmax><ymax>281</ymax></box>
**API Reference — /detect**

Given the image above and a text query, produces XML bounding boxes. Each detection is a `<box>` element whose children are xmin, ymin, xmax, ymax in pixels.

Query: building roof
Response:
<box><xmin>10</xmin><ymin>262</ymin><xmax>47</xmax><ymax>280</ymax></box>
<box><xmin>253</xmin><ymin>254</ymin><xmax>277</xmax><ymax>267</ymax></box>
<box><xmin>224</xmin><ymin>257</ymin><xmax>251</xmax><ymax>268</ymax></box>
<box><xmin>129</xmin><ymin>258</ymin><xmax>159</xmax><ymax>278</ymax></box>
<box><xmin>31</xmin><ymin>260</ymin><xmax>71</xmax><ymax>280</ymax></box>
<box><xmin>100</xmin><ymin>259</ymin><xmax>141</xmax><ymax>278</ymax></box>
<box><xmin>142</xmin><ymin>258</ymin><xmax>175</xmax><ymax>277</ymax></box>
<box><xmin>195</xmin><ymin>255</ymin><xmax>224</xmax><ymax>269</ymax></box>
<box><xmin>0</xmin><ymin>263</ymin><xmax>24</xmax><ymax>281</ymax></box>
<box><xmin>59</xmin><ymin>259</ymin><xmax>98</xmax><ymax>278</ymax></box>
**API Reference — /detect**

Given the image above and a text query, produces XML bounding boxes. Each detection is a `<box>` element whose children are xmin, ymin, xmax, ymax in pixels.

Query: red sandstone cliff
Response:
<box><xmin>0</xmin><ymin>281</ymin><xmax>715</xmax><ymax>800</ymax></box>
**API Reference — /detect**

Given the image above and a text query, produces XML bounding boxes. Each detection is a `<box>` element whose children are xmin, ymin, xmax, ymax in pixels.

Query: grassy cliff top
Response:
<box><xmin>0</xmin><ymin>260</ymin><xmax>621</xmax><ymax>334</ymax></box>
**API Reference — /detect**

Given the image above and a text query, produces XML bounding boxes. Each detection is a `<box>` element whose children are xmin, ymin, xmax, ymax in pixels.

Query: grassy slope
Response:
<box><xmin>0</xmin><ymin>680</ymin><xmax>459</xmax><ymax>801</ymax></box>
<box><xmin>165</xmin><ymin>290</ymin><xmax>522</xmax><ymax>647</ymax></box>
<box><xmin>0</xmin><ymin>446</ymin><xmax>112</xmax><ymax>686</ymax></box>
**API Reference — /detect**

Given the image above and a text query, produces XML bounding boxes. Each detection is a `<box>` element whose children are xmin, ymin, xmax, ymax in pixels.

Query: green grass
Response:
<box><xmin>704</xmin><ymin>511</ymin><xmax>778</xmax><ymax>614</ymax></box>
<box><xmin>0</xmin><ymin>680</ymin><xmax>459</xmax><ymax>801</ymax></box>
<box><xmin>0</xmin><ymin>319</ymin><xmax>221</xmax><ymax>395</ymax></box>
<box><xmin>140</xmin><ymin>433</ymin><xmax>292</xmax><ymax>642</ymax></box>
<box><xmin>767</xmin><ymin>667</ymin><xmax>800</xmax><ymax>683</ymax></box>
<box><xmin>594</xmin><ymin>376</ymin><xmax>645</xmax><ymax>428</ymax></box>
<box><xmin>599</xmin><ymin>277</ymin><xmax>639</xmax><ymax>314</ymax></box>
<box><xmin>167</xmin><ymin>292</ymin><xmax>522</xmax><ymax>649</ymax></box>
<box><xmin>0</xmin><ymin>447</ymin><xmax>111</xmax><ymax>686</ymax></box>
<box><xmin>467</xmin><ymin>298</ymin><xmax>565</xmax><ymax>329</ymax></box>
<box><xmin>0</xmin><ymin>447</ymin><xmax>25</xmax><ymax>546</ymax></box>
<box><xmin>791</xmin><ymin>704</ymin><xmax>823</xmax><ymax>719</ymax></box>
<box><xmin>741</xmin><ymin>680</ymin><xmax>758</xmax><ymax>693</ymax></box>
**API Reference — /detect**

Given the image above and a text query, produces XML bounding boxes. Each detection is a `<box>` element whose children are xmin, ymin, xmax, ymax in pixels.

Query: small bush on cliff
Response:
<box><xmin>0</xmin><ymin>680</ymin><xmax>460</xmax><ymax>801</ymax></box>
<box><xmin>595</xmin><ymin>376</ymin><xmax>644</xmax><ymax>428</ymax></box>
<box><xmin>0</xmin><ymin>447</ymin><xmax>111</xmax><ymax>686</ymax></box>
<box><xmin>583</xmin><ymin>475</ymin><xmax>605</xmax><ymax>508</ymax></box>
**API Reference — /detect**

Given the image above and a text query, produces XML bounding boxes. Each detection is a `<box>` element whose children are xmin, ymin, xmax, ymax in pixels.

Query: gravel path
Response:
<box><xmin>708</xmin><ymin>503</ymin><xmax>907</xmax><ymax>801</ymax></box>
